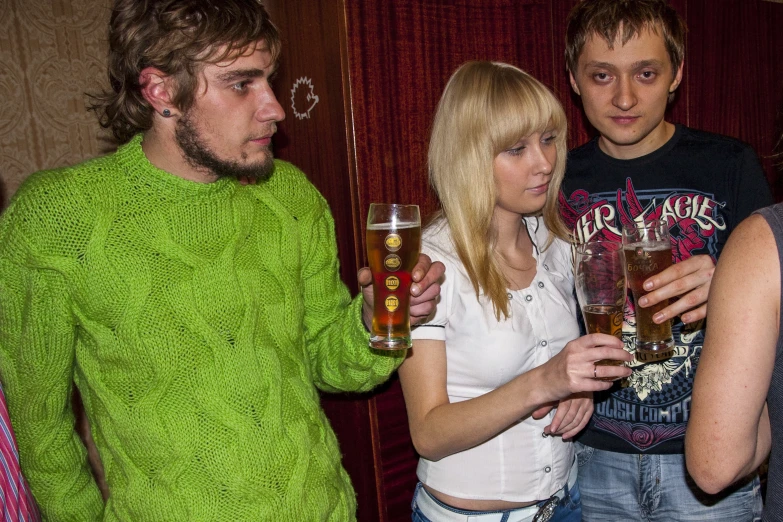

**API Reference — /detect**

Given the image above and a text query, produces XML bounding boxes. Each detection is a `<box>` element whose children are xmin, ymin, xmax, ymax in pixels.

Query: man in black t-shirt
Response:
<box><xmin>560</xmin><ymin>1</ymin><xmax>773</xmax><ymax>520</ymax></box>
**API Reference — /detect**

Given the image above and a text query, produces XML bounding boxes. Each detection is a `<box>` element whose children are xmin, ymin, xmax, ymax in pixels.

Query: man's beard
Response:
<box><xmin>175</xmin><ymin>113</ymin><xmax>275</xmax><ymax>182</ymax></box>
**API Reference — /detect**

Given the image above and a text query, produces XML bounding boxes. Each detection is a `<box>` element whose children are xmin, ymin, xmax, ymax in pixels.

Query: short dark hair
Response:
<box><xmin>565</xmin><ymin>0</ymin><xmax>686</xmax><ymax>76</ymax></box>
<box><xmin>89</xmin><ymin>0</ymin><xmax>281</xmax><ymax>144</ymax></box>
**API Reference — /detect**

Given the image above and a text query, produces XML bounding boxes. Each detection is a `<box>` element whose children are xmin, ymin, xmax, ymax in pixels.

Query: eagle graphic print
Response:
<box><xmin>560</xmin><ymin>178</ymin><xmax>726</xmax><ymax>451</ymax></box>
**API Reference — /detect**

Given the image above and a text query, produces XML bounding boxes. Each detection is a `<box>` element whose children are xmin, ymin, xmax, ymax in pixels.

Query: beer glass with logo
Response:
<box><xmin>622</xmin><ymin>219</ymin><xmax>674</xmax><ymax>363</ymax></box>
<box><xmin>366</xmin><ymin>203</ymin><xmax>421</xmax><ymax>350</ymax></box>
<box><xmin>575</xmin><ymin>240</ymin><xmax>626</xmax><ymax>374</ymax></box>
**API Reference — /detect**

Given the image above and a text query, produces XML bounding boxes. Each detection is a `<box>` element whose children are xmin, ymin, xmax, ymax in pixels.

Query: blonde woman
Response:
<box><xmin>400</xmin><ymin>61</ymin><xmax>632</xmax><ymax>522</ymax></box>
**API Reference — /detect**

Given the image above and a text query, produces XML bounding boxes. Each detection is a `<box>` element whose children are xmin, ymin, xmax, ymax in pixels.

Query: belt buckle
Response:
<box><xmin>531</xmin><ymin>496</ymin><xmax>558</xmax><ymax>522</ymax></box>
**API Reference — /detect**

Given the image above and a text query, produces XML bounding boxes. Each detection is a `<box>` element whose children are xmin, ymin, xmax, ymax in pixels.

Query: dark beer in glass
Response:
<box><xmin>366</xmin><ymin>204</ymin><xmax>421</xmax><ymax>349</ymax></box>
<box><xmin>622</xmin><ymin>219</ymin><xmax>674</xmax><ymax>362</ymax></box>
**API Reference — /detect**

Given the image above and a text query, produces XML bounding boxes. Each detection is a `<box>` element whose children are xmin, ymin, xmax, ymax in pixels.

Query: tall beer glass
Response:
<box><xmin>622</xmin><ymin>219</ymin><xmax>674</xmax><ymax>362</ymax></box>
<box><xmin>366</xmin><ymin>204</ymin><xmax>421</xmax><ymax>350</ymax></box>
<box><xmin>575</xmin><ymin>240</ymin><xmax>626</xmax><ymax>373</ymax></box>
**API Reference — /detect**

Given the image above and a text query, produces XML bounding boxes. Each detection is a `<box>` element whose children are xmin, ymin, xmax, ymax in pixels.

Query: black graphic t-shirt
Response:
<box><xmin>560</xmin><ymin>124</ymin><xmax>773</xmax><ymax>454</ymax></box>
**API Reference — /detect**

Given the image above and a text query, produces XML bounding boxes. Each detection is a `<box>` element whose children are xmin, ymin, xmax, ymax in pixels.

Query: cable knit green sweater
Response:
<box><xmin>0</xmin><ymin>135</ymin><xmax>404</xmax><ymax>521</ymax></box>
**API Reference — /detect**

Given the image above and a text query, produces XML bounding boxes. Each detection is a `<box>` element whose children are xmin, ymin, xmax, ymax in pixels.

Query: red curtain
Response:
<box><xmin>270</xmin><ymin>1</ymin><xmax>783</xmax><ymax>520</ymax></box>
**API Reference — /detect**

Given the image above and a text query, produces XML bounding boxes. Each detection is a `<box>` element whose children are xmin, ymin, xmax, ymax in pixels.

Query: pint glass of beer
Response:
<box><xmin>366</xmin><ymin>203</ymin><xmax>421</xmax><ymax>350</ymax></box>
<box><xmin>622</xmin><ymin>219</ymin><xmax>674</xmax><ymax>362</ymax></box>
<box><xmin>574</xmin><ymin>240</ymin><xmax>626</xmax><ymax>372</ymax></box>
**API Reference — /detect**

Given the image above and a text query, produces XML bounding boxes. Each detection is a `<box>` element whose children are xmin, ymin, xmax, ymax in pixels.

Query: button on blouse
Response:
<box><xmin>411</xmin><ymin>217</ymin><xmax>580</xmax><ymax>502</ymax></box>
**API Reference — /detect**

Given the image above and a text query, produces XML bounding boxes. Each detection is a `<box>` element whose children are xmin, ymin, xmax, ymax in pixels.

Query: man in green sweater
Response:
<box><xmin>0</xmin><ymin>0</ymin><xmax>443</xmax><ymax>520</ymax></box>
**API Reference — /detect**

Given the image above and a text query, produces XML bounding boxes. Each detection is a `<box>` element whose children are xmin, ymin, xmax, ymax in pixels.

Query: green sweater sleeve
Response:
<box><xmin>299</xmin><ymin>195</ymin><xmax>405</xmax><ymax>393</ymax></box>
<box><xmin>0</xmin><ymin>196</ymin><xmax>104</xmax><ymax>519</ymax></box>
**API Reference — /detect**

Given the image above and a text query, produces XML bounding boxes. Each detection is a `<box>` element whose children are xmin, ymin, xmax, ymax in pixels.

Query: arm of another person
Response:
<box><xmin>640</xmin><ymin>146</ymin><xmax>774</xmax><ymax>325</ymax></box>
<box><xmin>685</xmin><ymin>213</ymin><xmax>778</xmax><ymax>494</ymax></box>
<box><xmin>0</xmin><ymin>247</ymin><xmax>103</xmax><ymax>518</ymax></box>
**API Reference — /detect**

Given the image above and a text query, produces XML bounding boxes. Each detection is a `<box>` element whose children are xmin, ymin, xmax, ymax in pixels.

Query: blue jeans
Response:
<box><xmin>576</xmin><ymin>442</ymin><xmax>762</xmax><ymax>521</ymax></box>
<box><xmin>411</xmin><ymin>482</ymin><xmax>581</xmax><ymax>522</ymax></box>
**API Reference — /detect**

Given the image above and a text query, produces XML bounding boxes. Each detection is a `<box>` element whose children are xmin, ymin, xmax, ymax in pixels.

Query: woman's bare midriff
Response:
<box><xmin>423</xmin><ymin>484</ymin><xmax>539</xmax><ymax>510</ymax></box>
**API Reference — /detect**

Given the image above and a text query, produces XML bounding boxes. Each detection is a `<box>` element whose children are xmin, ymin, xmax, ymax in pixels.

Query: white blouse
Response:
<box><xmin>411</xmin><ymin>217</ymin><xmax>580</xmax><ymax>502</ymax></box>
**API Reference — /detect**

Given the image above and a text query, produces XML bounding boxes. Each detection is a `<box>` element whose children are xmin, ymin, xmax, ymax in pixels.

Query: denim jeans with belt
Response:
<box><xmin>410</xmin><ymin>481</ymin><xmax>581</xmax><ymax>522</ymax></box>
<box><xmin>576</xmin><ymin>442</ymin><xmax>763</xmax><ymax>522</ymax></box>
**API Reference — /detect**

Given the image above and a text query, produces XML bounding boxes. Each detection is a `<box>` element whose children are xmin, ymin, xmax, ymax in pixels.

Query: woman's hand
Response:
<box><xmin>540</xmin><ymin>333</ymin><xmax>633</xmax><ymax>402</ymax></box>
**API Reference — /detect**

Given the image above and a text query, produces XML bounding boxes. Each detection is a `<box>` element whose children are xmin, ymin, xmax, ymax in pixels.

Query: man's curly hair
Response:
<box><xmin>89</xmin><ymin>0</ymin><xmax>281</xmax><ymax>144</ymax></box>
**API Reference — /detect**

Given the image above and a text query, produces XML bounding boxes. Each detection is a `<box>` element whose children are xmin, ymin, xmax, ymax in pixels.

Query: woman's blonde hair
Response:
<box><xmin>428</xmin><ymin>61</ymin><xmax>569</xmax><ymax>320</ymax></box>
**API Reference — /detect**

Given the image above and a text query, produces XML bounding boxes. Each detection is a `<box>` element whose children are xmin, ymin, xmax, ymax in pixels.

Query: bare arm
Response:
<box><xmin>685</xmin><ymin>214</ymin><xmax>778</xmax><ymax>494</ymax></box>
<box><xmin>398</xmin><ymin>334</ymin><xmax>631</xmax><ymax>461</ymax></box>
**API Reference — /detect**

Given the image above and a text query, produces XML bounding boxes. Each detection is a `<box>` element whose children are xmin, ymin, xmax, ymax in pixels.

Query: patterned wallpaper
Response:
<box><xmin>0</xmin><ymin>0</ymin><xmax>113</xmax><ymax>210</ymax></box>
<box><xmin>0</xmin><ymin>0</ymin><xmax>113</xmax><ymax>494</ymax></box>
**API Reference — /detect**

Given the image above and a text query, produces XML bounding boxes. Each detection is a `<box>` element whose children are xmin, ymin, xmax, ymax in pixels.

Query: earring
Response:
<box><xmin>162</xmin><ymin>109</ymin><xmax>171</xmax><ymax>117</ymax></box>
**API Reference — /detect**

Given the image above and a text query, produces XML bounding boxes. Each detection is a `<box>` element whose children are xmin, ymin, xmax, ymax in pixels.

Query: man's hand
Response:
<box><xmin>543</xmin><ymin>392</ymin><xmax>593</xmax><ymax>440</ymax></box>
<box><xmin>359</xmin><ymin>254</ymin><xmax>445</xmax><ymax>329</ymax></box>
<box><xmin>636</xmin><ymin>254</ymin><xmax>714</xmax><ymax>324</ymax></box>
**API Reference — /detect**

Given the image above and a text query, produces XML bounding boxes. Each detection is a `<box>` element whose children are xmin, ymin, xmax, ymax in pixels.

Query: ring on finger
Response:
<box><xmin>593</xmin><ymin>363</ymin><xmax>598</xmax><ymax>379</ymax></box>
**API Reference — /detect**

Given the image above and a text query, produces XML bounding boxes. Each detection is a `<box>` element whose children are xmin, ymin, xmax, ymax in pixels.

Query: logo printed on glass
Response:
<box><xmin>636</xmin><ymin>351</ymin><xmax>672</xmax><ymax>363</ymax></box>
<box><xmin>385</xmin><ymin>275</ymin><xmax>400</xmax><ymax>291</ymax></box>
<box><xmin>384</xmin><ymin>254</ymin><xmax>401</xmax><ymax>271</ymax></box>
<box><xmin>385</xmin><ymin>295</ymin><xmax>400</xmax><ymax>312</ymax></box>
<box><xmin>384</xmin><ymin>233</ymin><xmax>402</xmax><ymax>252</ymax></box>
<box><xmin>627</xmin><ymin>248</ymin><xmax>660</xmax><ymax>272</ymax></box>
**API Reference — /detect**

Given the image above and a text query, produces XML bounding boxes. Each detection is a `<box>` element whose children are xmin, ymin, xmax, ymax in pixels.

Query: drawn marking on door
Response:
<box><xmin>290</xmin><ymin>77</ymin><xmax>320</xmax><ymax>120</ymax></box>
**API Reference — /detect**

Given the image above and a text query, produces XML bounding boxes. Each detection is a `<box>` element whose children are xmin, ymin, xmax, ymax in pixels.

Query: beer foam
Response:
<box><xmin>623</xmin><ymin>242</ymin><xmax>670</xmax><ymax>251</ymax></box>
<box><xmin>367</xmin><ymin>222</ymin><xmax>419</xmax><ymax>230</ymax></box>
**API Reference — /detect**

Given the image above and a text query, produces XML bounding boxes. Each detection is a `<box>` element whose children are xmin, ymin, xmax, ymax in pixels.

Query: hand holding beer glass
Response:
<box><xmin>575</xmin><ymin>240</ymin><xmax>627</xmax><ymax>376</ymax></box>
<box><xmin>622</xmin><ymin>219</ymin><xmax>675</xmax><ymax>363</ymax></box>
<box><xmin>366</xmin><ymin>204</ymin><xmax>421</xmax><ymax>350</ymax></box>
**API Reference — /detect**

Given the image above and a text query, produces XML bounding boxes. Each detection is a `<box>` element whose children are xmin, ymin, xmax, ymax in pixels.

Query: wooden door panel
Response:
<box><xmin>266</xmin><ymin>1</ymin><xmax>383</xmax><ymax>520</ymax></box>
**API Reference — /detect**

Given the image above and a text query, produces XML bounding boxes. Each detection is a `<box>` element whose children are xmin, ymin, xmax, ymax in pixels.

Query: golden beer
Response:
<box><xmin>624</xmin><ymin>242</ymin><xmax>674</xmax><ymax>361</ymax></box>
<box><xmin>582</xmin><ymin>304</ymin><xmax>624</xmax><ymax>373</ymax></box>
<box><xmin>575</xmin><ymin>240</ymin><xmax>628</xmax><ymax>374</ymax></box>
<box><xmin>583</xmin><ymin>304</ymin><xmax>623</xmax><ymax>338</ymax></box>
<box><xmin>366</xmin><ymin>204</ymin><xmax>421</xmax><ymax>350</ymax></box>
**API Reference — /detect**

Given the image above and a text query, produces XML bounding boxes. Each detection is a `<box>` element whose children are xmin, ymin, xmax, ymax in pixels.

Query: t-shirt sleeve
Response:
<box><xmin>411</xmin><ymin>234</ymin><xmax>453</xmax><ymax>342</ymax></box>
<box><xmin>729</xmin><ymin>145</ymin><xmax>774</xmax><ymax>229</ymax></box>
